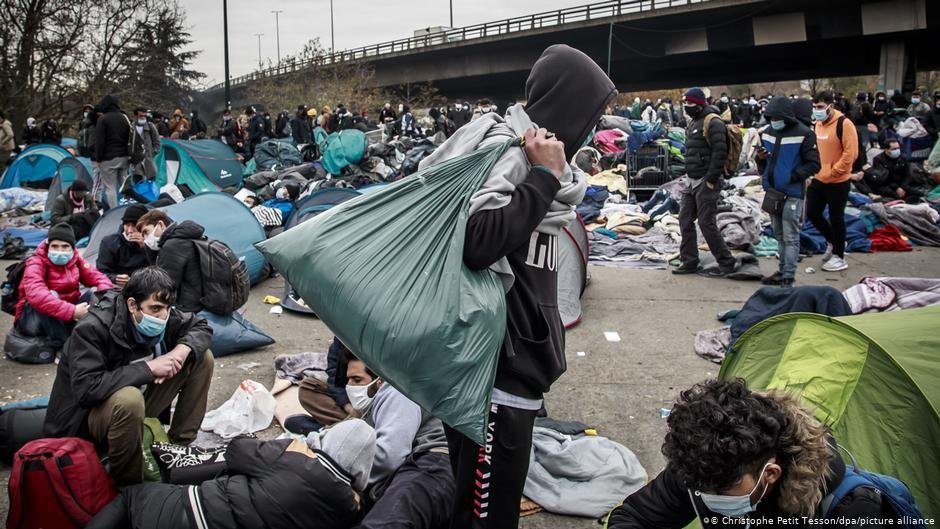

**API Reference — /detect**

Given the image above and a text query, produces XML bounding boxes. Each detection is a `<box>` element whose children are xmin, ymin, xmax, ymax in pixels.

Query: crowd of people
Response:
<box><xmin>1</xmin><ymin>44</ymin><xmax>935</xmax><ymax>529</ymax></box>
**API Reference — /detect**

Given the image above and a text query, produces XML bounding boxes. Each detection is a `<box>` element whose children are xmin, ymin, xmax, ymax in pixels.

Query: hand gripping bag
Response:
<box><xmin>257</xmin><ymin>138</ymin><xmax>518</xmax><ymax>444</ymax></box>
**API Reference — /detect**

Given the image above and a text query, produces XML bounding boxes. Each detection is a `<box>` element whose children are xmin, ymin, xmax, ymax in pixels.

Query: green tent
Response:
<box><xmin>720</xmin><ymin>305</ymin><xmax>939</xmax><ymax>517</ymax></box>
<box><xmin>155</xmin><ymin>139</ymin><xmax>243</xmax><ymax>193</ymax></box>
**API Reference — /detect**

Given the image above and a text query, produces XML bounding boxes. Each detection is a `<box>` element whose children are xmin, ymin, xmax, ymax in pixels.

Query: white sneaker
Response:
<box><xmin>821</xmin><ymin>243</ymin><xmax>833</xmax><ymax>263</ymax></box>
<box><xmin>822</xmin><ymin>256</ymin><xmax>848</xmax><ymax>272</ymax></box>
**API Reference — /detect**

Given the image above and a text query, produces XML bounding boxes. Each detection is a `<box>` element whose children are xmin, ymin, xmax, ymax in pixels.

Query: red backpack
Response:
<box><xmin>6</xmin><ymin>437</ymin><xmax>117</xmax><ymax>529</ymax></box>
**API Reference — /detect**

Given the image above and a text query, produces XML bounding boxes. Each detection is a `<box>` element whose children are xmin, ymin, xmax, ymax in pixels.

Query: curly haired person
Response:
<box><xmin>605</xmin><ymin>379</ymin><xmax>897</xmax><ymax>528</ymax></box>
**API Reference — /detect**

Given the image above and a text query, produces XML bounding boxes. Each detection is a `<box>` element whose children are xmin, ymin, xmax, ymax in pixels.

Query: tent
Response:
<box><xmin>155</xmin><ymin>139</ymin><xmax>243</xmax><ymax>194</ymax></box>
<box><xmin>719</xmin><ymin>306</ymin><xmax>939</xmax><ymax>517</ymax></box>
<box><xmin>280</xmin><ymin>188</ymin><xmax>361</xmax><ymax>313</ymax></box>
<box><xmin>1</xmin><ymin>144</ymin><xmax>72</xmax><ymax>189</ymax></box>
<box><xmin>83</xmin><ymin>193</ymin><xmax>268</xmax><ymax>284</ymax></box>
<box><xmin>45</xmin><ymin>157</ymin><xmax>94</xmax><ymax>211</ymax></box>
<box><xmin>253</xmin><ymin>139</ymin><xmax>302</xmax><ymax>171</ymax></box>
<box><xmin>559</xmin><ymin>216</ymin><xmax>590</xmax><ymax>328</ymax></box>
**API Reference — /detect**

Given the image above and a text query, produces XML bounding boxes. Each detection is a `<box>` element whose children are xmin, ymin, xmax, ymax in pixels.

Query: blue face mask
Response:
<box><xmin>48</xmin><ymin>250</ymin><xmax>73</xmax><ymax>266</ymax></box>
<box><xmin>812</xmin><ymin>108</ymin><xmax>828</xmax><ymax>122</ymax></box>
<box><xmin>911</xmin><ymin>98</ymin><xmax>921</xmax><ymax>105</ymax></box>
<box><xmin>770</xmin><ymin>120</ymin><xmax>786</xmax><ymax>131</ymax></box>
<box><xmin>887</xmin><ymin>149</ymin><xmax>901</xmax><ymax>159</ymax></box>
<box><xmin>696</xmin><ymin>462</ymin><xmax>771</xmax><ymax>517</ymax></box>
<box><xmin>134</xmin><ymin>309</ymin><xmax>168</xmax><ymax>338</ymax></box>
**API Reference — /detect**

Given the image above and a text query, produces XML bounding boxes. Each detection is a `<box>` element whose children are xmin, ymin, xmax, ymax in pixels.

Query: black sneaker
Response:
<box><xmin>761</xmin><ymin>272</ymin><xmax>784</xmax><ymax>286</ymax></box>
<box><xmin>698</xmin><ymin>267</ymin><xmax>729</xmax><ymax>278</ymax></box>
<box><xmin>780</xmin><ymin>278</ymin><xmax>795</xmax><ymax>288</ymax></box>
<box><xmin>671</xmin><ymin>262</ymin><xmax>700</xmax><ymax>275</ymax></box>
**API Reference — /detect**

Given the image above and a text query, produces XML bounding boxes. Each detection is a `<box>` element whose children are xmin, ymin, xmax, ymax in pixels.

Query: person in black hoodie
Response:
<box><xmin>94</xmin><ymin>94</ymin><xmax>131</xmax><ymax>209</ymax></box>
<box><xmin>189</xmin><ymin>110</ymin><xmax>207</xmax><ymax>138</ymax></box>
<box><xmin>291</xmin><ymin>105</ymin><xmax>312</xmax><ymax>144</ymax></box>
<box><xmin>97</xmin><ymin>204</ymin><xmax>152</xmax><ymax>287</ymax></box>
<box><xmin>136</xmin><ymin>210</ymin><xmax>207</xmax><ymax>313</ymax></box>
<box><xmin>793</xmin><ymin>97</ymin><xmax>815</xmax><ymax>128</ymax></box>
<box><xmin>606</xmin><ymin>379</ymin><xmax>894</xmax><ymax>529</ymax></box>
<box><xmin>420</xmin><ymin>45</ymin><xmax>616</xmax><ymax>529</ymax></box>
<box><xmin>673</xmin><ymin>87</ymin><xmax>736</xmax><ymax>277</ymax></box>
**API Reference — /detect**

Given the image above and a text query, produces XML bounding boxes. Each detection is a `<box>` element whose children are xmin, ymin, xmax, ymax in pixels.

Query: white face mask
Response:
<box><xmin>276</xmin><ymin>187</ymin><xmax>289</xmax><ymax>200</ymax></box>
<box><xmin>696</xmin><ymin>462</ymin><xmax>771</xmax><ymax>518</ymax></box>
<box><xmin>144</xmin><ymin>229</ymin><xmax>161</xmax><ymax>251</ymax></box>
<box><xmin>346</xmin><ymin>379</ymin><xmax>379</xmax><ymax>411</ymax></box>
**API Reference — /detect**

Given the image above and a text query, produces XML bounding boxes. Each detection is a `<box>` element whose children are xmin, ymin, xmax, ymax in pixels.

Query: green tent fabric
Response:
<box><xmin>719</xmin><ymin>305</ymin><xmax>940</xmax><ymax>517</ymax></box>
<box><xmin>257</xmin><ymin>139</ymin><xmax>519</xmax><ymax>444</ymax></box>
<box><xmin>321</xmin><ymin>130</ymin><xmax>367</xmax><ymax>175</ymax></box>
<box><xmin>155</xmin><ymin>139</ymin><xmax>243</xmax><ymax>193</ymax></box>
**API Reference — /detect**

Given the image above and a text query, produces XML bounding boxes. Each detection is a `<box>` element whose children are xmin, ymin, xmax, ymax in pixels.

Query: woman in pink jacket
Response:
<box><xmin>14</xmin><ymin>223</ymin><xmax>113</xmax><ymax>346</ymax></box>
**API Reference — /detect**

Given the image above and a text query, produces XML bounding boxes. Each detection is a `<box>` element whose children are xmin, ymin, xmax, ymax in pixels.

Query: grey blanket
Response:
<box><xmin>863</xmin><ymin>202</ymin><xmax>940</xmax><ymax>246</ymax></box>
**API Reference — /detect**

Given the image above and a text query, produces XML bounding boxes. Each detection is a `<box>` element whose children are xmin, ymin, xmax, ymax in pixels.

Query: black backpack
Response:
<box><xmin>836</xmin><ymin>115</ymin><xmax>867</xmax><ymax>172</ymax></box>
<box><xmin>1</xmin><ymin>260</ymin><xmax>28</xmax><ymax>315</ymax></box>
<box><xmin>192</xmin><ymin>239</ymin><xmax>250</xmax><ymax>315</ymax></box>
<box><xmin>124</xmin><ymin>114</ymin><xmax>145</xmax><ymax>164</ymax></box>
<box><xmin>0</xmin><ymin>405</ymin><xmax>46</xmax><ymax>463</ymax></box>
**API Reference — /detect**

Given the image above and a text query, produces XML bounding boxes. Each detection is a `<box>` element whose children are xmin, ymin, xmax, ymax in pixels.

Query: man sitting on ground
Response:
<box><xmin>136</xmin><ymin>210</ymin><xmax>207</xmax><ymax>313</ymax></box>
<box><xmin>298</xmin><ymin>337</ymin><xmax>357</xmax><ymax>427</ymax></box>
<box><xmin>97</xmin><ymin>204</ymin><xmax>152</xmax><ymax>288</ymax></box>
<box><xmin>50</xmin><ymin>179</ymin><xmax>99</xmax><ymax>240</ymax></box>
<box><xmin>44</xmin><ymin>266</ymin><xmax>213</xmax><ymax>486</ymax></box>
<box><xmin>856</xmin><ymin>139</ymin><xmax>925</xmax><ymax>203</ymax></box>
<box><xmin>344</xmin><ymin>350</ymin><xmax>455</xmax><ymax>529</ymax></box>
<box><xmin>606</xmin><ymin>379</ymin><xmax>895</xmax><ymax>528</ymax></box>
<box><xmin>12</xmin><ymin>223</ymin><xmax>112</xmax><ymax>348</ymax></box>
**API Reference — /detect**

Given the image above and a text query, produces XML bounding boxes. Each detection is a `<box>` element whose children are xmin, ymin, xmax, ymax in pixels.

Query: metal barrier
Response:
<box><xmin>207</xmin><ymin>0</ymin><xmax>712</xmax><ymax>91</ymax></box>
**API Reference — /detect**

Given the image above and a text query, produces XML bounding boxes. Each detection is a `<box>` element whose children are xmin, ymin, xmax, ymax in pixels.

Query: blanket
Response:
<box><xmin>862</xmin><ymin>202</ymin><xmax>940</xmax><ymax>247</ymax></box>
<box><xmin>729</xmin><ymin>286</ymin><xmax>852</xmax><ymax>343</ymax></box>
<box><xmin>842</xmin><ymin>277</ymin><xmax>940</xmax><ymax>314</ymax></box>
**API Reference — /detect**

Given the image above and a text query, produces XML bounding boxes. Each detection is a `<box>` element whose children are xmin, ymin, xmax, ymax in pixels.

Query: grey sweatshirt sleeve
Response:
<box><xmin>368</xmin><ymin>386</ymin><xmax>423</xmax><ymax>488</ymax></box>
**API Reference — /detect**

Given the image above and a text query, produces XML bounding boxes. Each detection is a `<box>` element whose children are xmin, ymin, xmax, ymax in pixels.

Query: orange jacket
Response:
<box><xmin>813</xmin><ymin>109</ymin><xmax>858</xmax><ymax>184</ymax></box>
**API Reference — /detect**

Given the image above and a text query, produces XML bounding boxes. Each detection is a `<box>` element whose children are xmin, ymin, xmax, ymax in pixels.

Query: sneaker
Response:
<box><xmin>698</xmin><ymin>267</ymin><xmax>731</xmax><ymax>278</ymax></box>
<box><xmin>821</xmin><ymin>243</ymin><xmax>833</xmax><ymax>263</ymax></box>
<box><xmin>822</xmin><ymin>256</ymin><xmax>848</xmax><ymax>272</ymax></box>
<box><xmin>780</xmin><ymin>278</ymin><xmax>795</xmax><ymax>288</ymax></box>
<box><xmin>671</xmin><ymin>261</ymin><xmax>700</xmax><ymax>275</ymax></box>
<box><xmin>761</xmin><ymin>272</ymin><xmax>784</xmax><ymax>286</ymax></box>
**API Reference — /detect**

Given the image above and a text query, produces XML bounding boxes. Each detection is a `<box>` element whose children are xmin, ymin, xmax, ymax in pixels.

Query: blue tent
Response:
<box><xmin>1</xmin><ymin>144</ymin><xmax>73</xmax><ymax>189</ymax></box>
<box><xmin>83</xmin><ymin>193</ymin><xmax>268</xmax><ymax>284</ymax></box>
<box><xmin>45</xmin><ymin>157</ymin><xmax>94</xmax><ymax>211</ymax></box>
<box><xmin>60</xmin><ymin>137</ymin><xmax>77</xmax><ymax>149</ymax></box>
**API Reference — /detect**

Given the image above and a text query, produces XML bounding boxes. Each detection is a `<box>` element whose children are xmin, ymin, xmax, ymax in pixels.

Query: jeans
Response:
<box><xmin>95</xmin><ymin>156</ymin><xmax>129</xmax><ymax>209</ymax></box>
<box><xmin>678</xmin><ymin>180</ymin><xmax>735</xmax><ymax>269</ymax></box>
<box><xmin>355</xmin><ymin>452</ymin><xmax>454</xmax><ymax>529</ymax></box>
<box><xmin>770</xmin><ymin>197</ymin><xmax>803</xmax><ymax>279</ymax></box>
<box><xmin>805</xmin><ymin>179</ymin><xmax>850</xmax><ymax>258</ymax></box>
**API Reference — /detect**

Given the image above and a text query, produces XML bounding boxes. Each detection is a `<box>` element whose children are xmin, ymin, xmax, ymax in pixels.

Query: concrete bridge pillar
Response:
<box><xmin>878</xmin><ymin>40</ymin><xmax>915</xmax><ymax>96</ymax></box>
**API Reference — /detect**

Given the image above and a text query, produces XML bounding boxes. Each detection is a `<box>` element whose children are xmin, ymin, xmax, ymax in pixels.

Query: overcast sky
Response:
<box><xmin>185</xmin><ymin>0</ymin><xmax>590</xmax><ymax>86</ymax></box>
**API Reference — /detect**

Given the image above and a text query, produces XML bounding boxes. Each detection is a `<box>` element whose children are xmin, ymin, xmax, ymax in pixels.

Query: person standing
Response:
<box><xmin>0</xmin><ymin>111</ymin><xmax>14</xmax><ymax>167</ymax></box>
<box><xmin>41</xmin><ymin>119</ymin><xmax>62</xmax><ymax>145</ymax></box>
<box><xmin>849</xmin><ymin>92</ymin><xmax>876</xmax><ymax>149</ymax></box>
<box><xmin>379</xmin><ymin>102</ymin><xmax>397</xmax><ymax>124</ymax></box>
<box><xmin>220</xmin><ymin>109</ymin><xmax>238</xmax><ymax>147</ymax></box>
<box><xmin>673</xmin><ymin>87</ymin><xmax>737</xmax><ymax>277</ymax></box>
<box><xmin>189</xmin><ymin>110</ymin><xmax>207</xmax><ymax>138</ymax></box>
<box><xmin>248</xmin><ymin>107</ymin><xmax>266</xmax><ymax>153</ymax></box>
<box><xmin>22</xmin><ymin>117</ymin><xmax>42</xmax><ymax>145</ymax></box>
<box><xmin>94</xmin><ymin>95</ymin><xmax>131</xmax><ymax>209</ymax></box>
<box><xmin>756</xmin><ymin>96</ymin><xmax>821</xmax><ymax>287</ymax></box>
<box><xmin>132</xmin><ymin>108</ymin><xmax>160</xmax><ymax>180</ymax></box>
<box><xmin>291</xmin><ymin>105</ymin><xmax>312</xmax><ymax>144</ymax></box>
<box><xmin>77</xmin><ymin>104</ymin><xmax>97</xmax><ymax>158</ymax></box>
<box><xmin>807</xmin><ymin>91</ymin><xmax>858</xmax><ymax>272</ymax></box>
<box><xmin>168</xmin><ymin>109</ymin><xmax>190</xmax><ymax>139</ymax></box>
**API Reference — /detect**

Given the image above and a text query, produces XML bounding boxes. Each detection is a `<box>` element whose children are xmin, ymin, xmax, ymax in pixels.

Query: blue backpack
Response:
<box><xmin>822</xmin><ymin>465</ymin><xmax>926</xmax><ymax>528</ymax></box>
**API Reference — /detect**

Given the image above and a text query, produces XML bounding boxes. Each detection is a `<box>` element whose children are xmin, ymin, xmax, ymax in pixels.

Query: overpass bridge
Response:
<box><xmin>198</xmin><ymin>0</ymin><xmax>936</xmax><ymax>112</ymax></box>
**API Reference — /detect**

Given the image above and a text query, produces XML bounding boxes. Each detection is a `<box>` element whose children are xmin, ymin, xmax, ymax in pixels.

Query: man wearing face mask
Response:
<box><xmin>754</xmin><ymin>97</ymin><xmax>820</xmax><ymax>287</ymax></box>
<box><xmin>922</xmin><ymin>95</ymin><xmax>940</xmax><ymax>138</ymax></box>
<box><xmin>606</xmin><ymin>379</ymin><xmax>893</xmax><ymax>528</ymax></box>
<box><xmin>44</xmin><ymin>266</ymin><xmax>213</xmax><ymax>486</ymax></box>
<box><xmin>907</xmin><ymin>91</ymin><xmax>931</xmax><ymax>120</ymax></box>
<box><xmin>12</xmin><ymin>223</ymin><xmax>113</xmax><ymax>349</ymax></box>
<box><xmin>858</xmin><ymin>139</ymin><xmax>924</xmax><ymax>203</ymax></box>
<box><xmin>132</xmin><ymin>108</ymin><xmax>161</xmax><ymax>180</ymax></box>
<box><xmin>261</xmin><ymin>182</ymin><xmax>300</xmax><ymax>225</ymax></box>
<box><xmin>136</xmin><ymin>210</ymin><xmax>208</xmax><ymax>313</ymax></box>
<box><xmin>806</xmin><ymin>92</ymin><xmax>858</xmax><ymax>273</ymax></box>
<box><xmin>673</xmin><ymin>87</ymin><xmax>737</xmax><ymax>277</ymax></box>
<box><xmin>97</xmin><ymin>204</ymin><xmax>153</xmax><ymax>287</ymax></box>
<box><xmin>343</xmin><ymin>350</ymin><xmax>455</xmax><ymax>529</ymax></box>
<box><xmin>50</xmin><ymin>179</ymin><xmax>100</xmax><ymax>240</ymax></box>
<box><xmin>77</xmin><ymin>104</ymin><xmax>97</xmax><ymax>159</ymax></box>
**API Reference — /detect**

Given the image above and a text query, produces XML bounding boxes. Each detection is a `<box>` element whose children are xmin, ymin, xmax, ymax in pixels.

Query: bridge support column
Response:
<box><xmin>879</xmin><ymin>40</ymin><xmax>916</xmax><ymax>96</ymax></box>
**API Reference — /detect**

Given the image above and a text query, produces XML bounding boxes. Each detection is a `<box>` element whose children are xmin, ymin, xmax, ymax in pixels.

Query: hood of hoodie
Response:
<box><xmin>159</xmin><ymin>220</ymin><xmax>205</xmax><ymax>246</ymax></box>
<box><xmin>765</xmin><ymin>96</ymin><xmax>796</xmax><ymax>126</ymax></box>
<box><xmin>523</xmin><ymin>45</ymin><xmax>617</xmax><ymax>160</ymax></box>
<box><xmin>97</xmin><ymin>95</ymin><xmax>121</xmax><ymax>114</ymax></box>
<box><xmin>308</xmin><ymin>418</ymin><xmax>376</xmax><ymax>492</ymax></box>
<box><xmin>792</xmin><ymin>98</ymin><xmax>814</xmax><ymax>127</ymax></box>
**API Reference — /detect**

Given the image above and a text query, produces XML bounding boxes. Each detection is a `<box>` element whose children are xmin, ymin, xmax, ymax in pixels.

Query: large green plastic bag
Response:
<box><xmin>257</xmin><ymin>139</ymin><xmax>518</xmax><ymax>444</ymax></box>
<box><xmin>321</xmin><ymin>129</ymin><xmax>368</xmax><ymax>175</ymax></box>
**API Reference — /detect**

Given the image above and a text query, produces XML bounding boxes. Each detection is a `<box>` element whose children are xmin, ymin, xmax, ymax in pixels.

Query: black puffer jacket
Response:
<box><xmin>44</xmin><ymin>290</ymin><xmax>211</xmax><ymax>438</ymax></box>
<box><xmin>684</xmin><ymin>105</ymin><xmax>727</xmax><ymax>184</ymax></box>
<box><xmin>196</xmin><ymin>437</ymin><xmax>360</xmax><ymax>529</ymax></box>
<box><xmin>94</xmin><ymin>95</ymin><xmax>131</xmax><ymax>162</ymax></box>
<box><xmin>156</xmin><ymin>221</ymin><xmax>206</xmax><ymax>313</ymax></box>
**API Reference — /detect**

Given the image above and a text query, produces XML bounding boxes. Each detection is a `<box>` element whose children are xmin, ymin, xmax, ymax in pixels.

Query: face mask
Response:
<box><xmin>83</xmin><ymin>112</ymin><xmax>89</xmax><ymax>119</ymax></box>
<box><xmin>346</xmin><ymin>379</ymin><xmax>379</xmax><ymax>411</ymax></box>
<box><xmin>770</xmin><ymin>120</ymin><xmax>786</xmax><ymax>131</ymax></box>
<box><xmin>276</xmin><ymin>188</ymin><xmax>289</xmax><ymax>200</ymax></box>
<box><xmin>720</xmin><ymin>96</ymin><xmax>729</xmax><ymax>103</ymax></box>
<box><xmin>887</xmin><ymin>149</ymin><xmax>901</xmax><ymax>159</ymax></box>
<box><xmin>812</xmin><ymin>108</ymin><xmax>829</xmax><ymax>121</ymax></box>
<box><xmin>133</xmin><ymin>306</ymin><xmax>168</xmax><ymax>338</ymax></box>
<box><xmin>911</xmin><ymin>98</ymin><xmax>921</xmax><ymax>105</ymax></box>
<box><xmin>48</xmin><ymin>250</ymin><xmax>73</xmax><ymax>266</ymax></box>
<box><xmin>144</xmin><ymin>231</ymin><xmax>160</xmax><ymax>251</ymax></box>
<box><xmin>684</xmin><ymin>105</ymin><xmax>702</xmax><ymax>118</ymax></box>
<box><xmin>696</xmin><ymin>462</ymin><xmax>771</xmax><ymax>517</ymax></box>
<box><xmin>137</xmin><ymin>118</ymin><xmax>146</xmax><ymax>125</ymax></box>
<box><xmin>878</xmin><ymin>96</ymin><xmax>886</xmax><ymax>101</ymax></box>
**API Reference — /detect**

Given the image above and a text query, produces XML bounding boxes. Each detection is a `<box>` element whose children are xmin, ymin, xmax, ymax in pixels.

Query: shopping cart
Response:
<box><xmin>628</xmin><ymin>143</ymin><xmax>672</xmax><ymax>192</ymax></box>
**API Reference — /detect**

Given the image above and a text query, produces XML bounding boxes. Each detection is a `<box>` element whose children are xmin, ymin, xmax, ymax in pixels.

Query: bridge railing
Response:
<box><xmin>208</xmin><ymin>0</ymin><xmax>709</xmax><ymax>90</ymax></box>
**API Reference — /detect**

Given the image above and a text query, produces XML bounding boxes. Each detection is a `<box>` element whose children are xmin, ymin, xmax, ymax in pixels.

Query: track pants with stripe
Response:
<box><xmin>444</xmin><ymin>403</ymin><xmax>538</xmax><ymax>529</ymax></box>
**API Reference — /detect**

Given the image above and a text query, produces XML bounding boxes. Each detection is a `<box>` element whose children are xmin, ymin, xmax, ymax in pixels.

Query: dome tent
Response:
<box><xmin>155</xmin><ymin>139</ymin><xmax>244</xmax><ymax>194</ymax></box>
<box><xmin>1</xmin><ymin>144</ymin><xmax>72</xmax><ymax>189</ymax></box>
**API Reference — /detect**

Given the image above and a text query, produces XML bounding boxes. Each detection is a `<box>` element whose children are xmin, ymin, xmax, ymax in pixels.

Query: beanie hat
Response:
<box><xmin>69</xmin><ymin>180</ymin><xmax>89</xmax><ymax>193</ymax></box>
<box><xmin>307</xmin><ymin>418</ymin><xmax>376</xmax><ymax>491</ymax></box>
<box><xmin>47</xmin><ymin>223</ymin><xmax>76</xmax><ymax>247</ymax></box>
<box><xmin>683</xmin><ymin>87</ymin><xmax>707</xmax><ymax>107</ymax></box>
<box><xmin>121</xmin><ymin>204</ymin><xmax>149</xmax><ymax>224</ymax></box>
